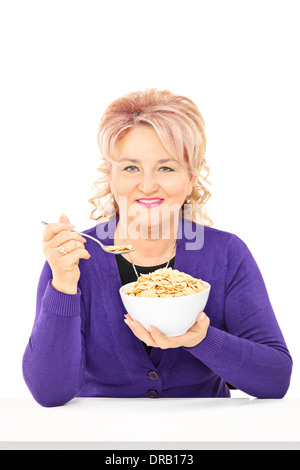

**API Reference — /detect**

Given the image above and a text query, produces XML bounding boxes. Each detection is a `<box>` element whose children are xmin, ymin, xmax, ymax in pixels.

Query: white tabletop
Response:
<box><xmin>1</xmin><ymin>394</ymin><xmax>300</xmax><ymax>450</ymax></box>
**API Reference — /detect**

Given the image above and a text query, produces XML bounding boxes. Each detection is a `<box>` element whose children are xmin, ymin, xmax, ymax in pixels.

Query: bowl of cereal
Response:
<box><xmin>119</xmin><ymin>268</ymin><xmax>211</xmax><ymax>337</ymax></box>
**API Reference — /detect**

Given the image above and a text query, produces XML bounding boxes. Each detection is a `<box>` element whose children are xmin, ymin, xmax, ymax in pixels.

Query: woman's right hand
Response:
<box><xmin>42</xmin><ymin>214</ymin><xmax>91</xmax><ymax>294</ymax></box>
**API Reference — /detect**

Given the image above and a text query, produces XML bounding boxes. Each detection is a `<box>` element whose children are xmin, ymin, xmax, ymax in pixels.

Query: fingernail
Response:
<box><xmin>68</xmin><ymin>224</ymin><xmax>75</xmax><ymax>229</ymax></box>
<box><xmin>200</xmin><ymin>312</ymin><xmax>206</xmax><ymax>321</ymax></box>
<box><xmin>124</xmin><ymin>318</ymin><xmax>136</xmax><ymax>329</ymax></box>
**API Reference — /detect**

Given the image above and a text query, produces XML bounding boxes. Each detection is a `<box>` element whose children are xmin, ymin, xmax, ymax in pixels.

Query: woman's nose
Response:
<box><xmin>137</xmin><ymin>172</ymin><xmax>159</xmax><ymax>194</ymax></box>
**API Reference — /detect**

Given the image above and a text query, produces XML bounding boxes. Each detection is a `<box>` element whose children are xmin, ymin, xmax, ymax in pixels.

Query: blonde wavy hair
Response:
<box><xmin>88</xmin><ymin>88</ymin><xmax>213</xmax><ymax>226</ymax></box>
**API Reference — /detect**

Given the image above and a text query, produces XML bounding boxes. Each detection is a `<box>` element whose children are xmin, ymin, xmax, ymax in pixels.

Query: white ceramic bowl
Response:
<box><xmin>119</xmin><ymin>281</ymin><xmax>211</xmax><ymax>337</ymax></box>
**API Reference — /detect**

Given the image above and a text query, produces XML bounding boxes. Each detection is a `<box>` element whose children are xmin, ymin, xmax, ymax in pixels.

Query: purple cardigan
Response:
<box><xmin>22</xmin><ymin>216</ymin><xmax>292</xmax><ymax>406</ymax></box>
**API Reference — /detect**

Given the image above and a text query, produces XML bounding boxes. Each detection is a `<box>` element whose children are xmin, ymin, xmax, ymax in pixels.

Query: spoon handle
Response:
<box><xmin>41</xmin><ymin>220</ymin><xmax>86</xmax><ymax>237</ymax></box>
<box><xmin>41</xmin><ymin>220</ymin><xmax>77</xmax><ymax>232</ymax></box>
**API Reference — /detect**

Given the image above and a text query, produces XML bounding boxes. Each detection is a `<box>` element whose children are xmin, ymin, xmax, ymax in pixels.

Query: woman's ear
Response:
<box><xmin>188</xmin><ymin>174</ymin><xmax>194</xmax><ymax>196</ymax></box>
<box><xmin>109</xmin><ymin>180</ymin><xmax>114</xmax><ymax>196</ymax></box>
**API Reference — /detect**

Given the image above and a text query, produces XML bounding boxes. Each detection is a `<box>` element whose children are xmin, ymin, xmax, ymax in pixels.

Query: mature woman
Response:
<box><xmin>23</xmin><ymin>89</ymin><xmax>292</xmax><ymax>407</ymax></box>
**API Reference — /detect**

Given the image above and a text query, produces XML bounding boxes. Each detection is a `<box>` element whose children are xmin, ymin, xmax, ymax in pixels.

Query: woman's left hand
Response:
<box><xmin>124</xmin><ymin>312</ymin><xmax>210</xmax><ymax>349</ymax></box>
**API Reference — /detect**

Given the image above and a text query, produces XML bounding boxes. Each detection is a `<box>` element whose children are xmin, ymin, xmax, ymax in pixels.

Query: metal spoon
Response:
<box><xmin>41</xmin><ymin>221</ymin><xmax>135</xmax><ymax>255</ymax></box>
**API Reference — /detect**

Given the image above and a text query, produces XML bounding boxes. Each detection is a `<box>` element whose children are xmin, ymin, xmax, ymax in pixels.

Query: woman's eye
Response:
<box><xmin>123</xmin><ymin>166</ymin><xmax>139</xmax><ymax>172</ymax></box>
<box><xmin>159</xmin><ymin>166</ymin><xmax>174</xmax><ymax>172</ymax></box>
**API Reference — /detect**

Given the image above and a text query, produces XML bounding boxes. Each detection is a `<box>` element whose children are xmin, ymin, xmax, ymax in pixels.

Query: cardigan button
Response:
<box><xmin>147</xmin><ymin>370</ymin><xmax>159</xmax><ymax>381</ymax></box>
<box><xmin>147</xmin><ymin>390</ymin><xmax>159</xmax><ymax>398</ymax></box>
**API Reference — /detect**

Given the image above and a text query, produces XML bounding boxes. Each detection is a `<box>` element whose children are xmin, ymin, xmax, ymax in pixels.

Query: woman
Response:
<box><xmin>23</xmin><ymin>89</ymin><xmax>292</xmax><ymax>407</ymax></box>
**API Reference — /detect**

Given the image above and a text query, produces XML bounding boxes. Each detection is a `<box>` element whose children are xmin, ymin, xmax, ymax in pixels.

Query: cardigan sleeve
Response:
<box><xmin>184</xmin><ymin>235</ymin><xmax>293</xmax><ymax>398</ymax></box>
<box><xmin>22</xmin><ymin>261</ymin><xmax>86</xmax><ymax>407</ymax></box>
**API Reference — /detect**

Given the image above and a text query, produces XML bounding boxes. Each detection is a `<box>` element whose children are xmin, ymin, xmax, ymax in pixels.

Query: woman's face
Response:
<box><xmin>110</xmin><ymin>126</ymin><xmax>193</xmax><ymax>238</ymax></box>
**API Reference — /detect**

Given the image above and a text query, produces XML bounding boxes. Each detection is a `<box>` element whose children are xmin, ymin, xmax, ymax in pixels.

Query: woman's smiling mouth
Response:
<box><xmin>136</xmin><ymin>198</ymin><xmax>164</xmax><ymax>208</ymax></box>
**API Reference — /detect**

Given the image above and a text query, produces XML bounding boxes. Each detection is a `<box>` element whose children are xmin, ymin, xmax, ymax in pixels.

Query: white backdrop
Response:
<box><xmin>0</xmin><ymin>0</ymin><xmax>299</xmax><ymax>398</ymax></box>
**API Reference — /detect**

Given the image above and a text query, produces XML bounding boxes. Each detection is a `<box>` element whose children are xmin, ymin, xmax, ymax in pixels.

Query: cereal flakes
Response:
<box><xmin>124</xmin><ymin>267</ymin><xmax>207</xmax><ymax>298</ymax></box>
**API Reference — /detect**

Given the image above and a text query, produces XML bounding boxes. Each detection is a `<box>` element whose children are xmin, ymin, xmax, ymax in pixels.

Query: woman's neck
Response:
<box><xmin>114</xmin><ymin>217</ymin><xmax>178</xmax><ymax>267</ymax></box>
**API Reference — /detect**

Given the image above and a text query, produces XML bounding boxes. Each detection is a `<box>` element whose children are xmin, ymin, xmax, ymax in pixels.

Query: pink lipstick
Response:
<box><xmin>135</xmin><ymin>198</ymin><xmax>164</xmax><ymax>208</ymax></box>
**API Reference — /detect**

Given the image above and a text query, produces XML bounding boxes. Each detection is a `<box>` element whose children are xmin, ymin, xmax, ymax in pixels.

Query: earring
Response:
<box><xmin>186</xmin><ymin>195</ymin><xmax>191</xmax><ymax>204</ymax></box>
